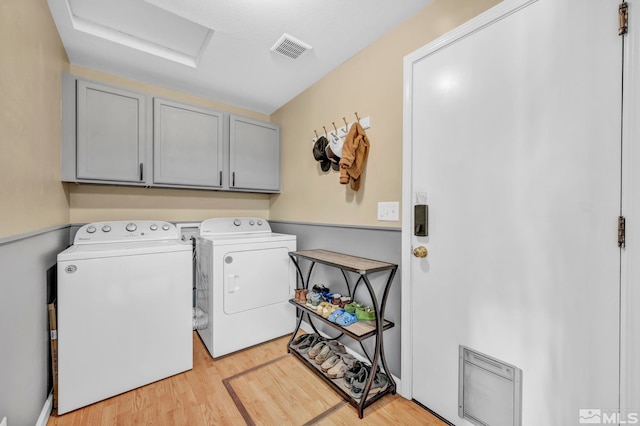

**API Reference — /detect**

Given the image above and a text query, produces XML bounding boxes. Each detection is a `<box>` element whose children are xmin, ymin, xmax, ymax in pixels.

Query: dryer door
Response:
<box><xmin>222</xmin><ymin>246</ymin><xmax>292</xmax><ymax>314</ymax></box>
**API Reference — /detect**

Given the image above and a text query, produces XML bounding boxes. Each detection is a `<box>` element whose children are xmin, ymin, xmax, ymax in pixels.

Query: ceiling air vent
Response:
<box><xmin>270</xmin><ymin>33</ymin><xmax>312</xmax><ymax>59</ymax></box>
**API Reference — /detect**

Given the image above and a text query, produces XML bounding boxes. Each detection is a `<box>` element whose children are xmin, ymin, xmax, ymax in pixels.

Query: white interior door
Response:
<box><xmin>402</xmin><ymin>0</ymin><xmax>622</xmax><ymax>424</ymax></box>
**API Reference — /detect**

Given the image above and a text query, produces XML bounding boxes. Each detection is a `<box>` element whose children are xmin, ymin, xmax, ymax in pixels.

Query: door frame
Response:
<box><xmin>621</xmin><ymin>0</ymin><xmax>640</xmax><ymax>414</ymax></box>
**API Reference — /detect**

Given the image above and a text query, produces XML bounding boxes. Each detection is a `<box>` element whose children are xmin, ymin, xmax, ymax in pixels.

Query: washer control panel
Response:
<box><xmin>74</xmin><ymin>221</ymin><xmax>179</xmax><ymax>244</ymax></box>
<box><xmin>200</xmin><ymin>217</ymin><xmax>271</xmax><ymax>236</ymax></box>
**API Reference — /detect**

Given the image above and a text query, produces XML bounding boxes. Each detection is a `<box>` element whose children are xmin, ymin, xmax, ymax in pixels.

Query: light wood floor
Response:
<box><xmin>47</xmin><ymin>332</ymin><xmax>447</xmax><ymax>425</ymax></box>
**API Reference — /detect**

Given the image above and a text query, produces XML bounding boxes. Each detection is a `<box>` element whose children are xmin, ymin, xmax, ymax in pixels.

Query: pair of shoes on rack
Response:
<box><xmin>355</xmin><ymin>305</ymin><xmax>376</xmax><ymax>321</ymax></box>
<box><xmin>325</xmin><ymin>353</ymin><xmax>357</xmax><ymax>378</ymax></box>
<box><xmin>307</xmin><ymin>339</ymin><xmax>334</xmax><ymax>359</ymax></box>
<box><xmin>320</xmin><ymin>303</ymin><xmax>340</xmax><ymax>318</ymax></box>
<box><xmin>344</xmin><ymin>302</ymin><xmax>363</xmax><ymax>314</ymax></box>
<box><xmin>326</xmin><ymin>309</ymin><xmax>357</xmax><ymax>326</ymax></box>
<box><xmin>344</xmin><ymin>361</ymin><xmax>365</xmax><ymax>389</ymax></box>
<box><xmin>294</xmin><ymin>288</ymin><xmax>309</xmax><ymax>303</ymax></box>
<box><xmin>312</xmin><ymin>284</ymin><xmax>329</xmax><ymax>293</ymax></box>
<box><xmin>350</xmin><ymin>366</ymin><xmax>389</xmax><ymax>399</ymax></box>
<box><xmin>306</xmin><ymin>291</ymin><xmax>322</xmax><ymax>308</ymax></box>
<box><xmin>308</xmin><ymin>340</ymin><xmax>346</xmax><ymax>365</ymax></box>
<box><xmin>291</xmin><ymin>333</ymin><xmax>321</xmax><ymax>354</ymax></box>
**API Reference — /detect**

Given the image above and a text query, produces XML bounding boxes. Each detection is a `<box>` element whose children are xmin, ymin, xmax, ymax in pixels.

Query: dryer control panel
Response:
<box><xmin>74</xmin><ymin>221</ymin><xmax>180</xmax><ymax>244</ymax></box>
<box><xmin>200</xmin><ymin>217</ymin><xmax>272</xmax><ymax>236</ymax></box>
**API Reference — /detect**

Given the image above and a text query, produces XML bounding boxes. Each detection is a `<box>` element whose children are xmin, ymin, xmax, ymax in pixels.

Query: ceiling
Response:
<box><xmin>47</xmin><ymin>0</ymin><xmax>432</xmax><ymax>114</ymax></box>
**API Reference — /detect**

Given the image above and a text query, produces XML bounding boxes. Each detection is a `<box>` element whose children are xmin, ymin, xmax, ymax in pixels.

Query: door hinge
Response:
<box><xmin>620</xmin><ymin>2</ymin><xmax>629</xmax><ymax>36</ymax></box>
<box><xmin>618</xmin><ymin>216</ymin><xmax>626</xmax><ymax>248</ymax></box>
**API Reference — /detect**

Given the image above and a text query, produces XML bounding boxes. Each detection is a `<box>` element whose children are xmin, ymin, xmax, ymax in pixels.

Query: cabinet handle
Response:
<box><xmin>232</xmin><ymin>172</ymin><xmax>235</xmax><ymax>187</ymax></box>
<box><xmin>219</xmin><ymin>171</ymin><xmax>222</xmax><ymax>186</ymax></box>
<box><xmin>139</xmin><ymin>163</ymin><xmax>144</xmax><ymax>181</ymax></box>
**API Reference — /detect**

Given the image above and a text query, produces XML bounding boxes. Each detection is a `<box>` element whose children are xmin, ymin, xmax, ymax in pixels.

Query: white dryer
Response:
<box><xmin>195</xmin><ymin>217</ymin><xmax>296</xmax><ymax>358</ymax></box>
<box><xmin>56</xmin><ymin>221</ymin><xmax>193</xmax><ymax>414</ymax></box>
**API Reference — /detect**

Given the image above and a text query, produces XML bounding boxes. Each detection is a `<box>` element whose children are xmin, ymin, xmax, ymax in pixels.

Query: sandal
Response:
<box><xmin>307</xmin><ymin>340</ymin><xmax>328</xmax><ymax>359</ymax></box>
<box><xmin>344</xmin><ymin>361</ymin><xmax>365</xmax><ymax>388</ymax></box>
<box><xmin>351</xmin><ymin>368</ymin><xmax>388</xmax><ymax>399</ymax></box>
<box><xmin>356</xmin><ymin>306</ymin><xmax>376</xmax><ymax>321</ymax></box>
<box><xmin>344</xmin><ymin>302</ymin><xmax>362</xmax><ymax>314</ymax></box>
<box><xmin>336</xmin><ymin>312</ymin><xmax>358</xmax><ymax>326</ymax></box>
<box><xmin>297</xmin><ymin>334</ymin><xmax>321</xmax><ymax>354</ymax></box>
<box><xmin>327</xmin><ymin>309</ymin><xmax>345</xmax><ymax>323</ymax></box>
<box><xmin>350</xmin><ymin>365</ymin><xmax>369</xmax><ymax>398</ymax></box>
<box><xmin>315</xmin><ymin>342</ymin><xmax>345</xmax><ymax>364</ymax></box>
<box><xmin>317</xmin><ymin>301</ymin><xmax>329</xmax><ymax>314</ymax></box>
<box><xmin>327</xmin><ymin>354</ymin><xmax>356</xmax><ymax>378</ymax></box>
<box><xmin>290</xmin><ymin>333</ymin><xmax>316</xmax><ymax>350</ymax></box>
<box><xmin>320</xmin><ymin>353</ymin><xmax>343</xmax><ymax>372</ymax></box>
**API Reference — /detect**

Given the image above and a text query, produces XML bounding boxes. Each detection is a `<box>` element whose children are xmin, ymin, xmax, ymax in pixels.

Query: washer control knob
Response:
<box><xmin>233</xmin><ymin>219</ymin><xmax>241</xmax><ymax>226</ymax></box>
<box><xmin>86</xmin><ymin>225</ymin><xmax>96</xmax><ymax>234</ymax></box>
<box><xmin>125</xmin><ymin>223</ymin><xmax>137</xmax><ymax>232</ymax></box>
<box><xmin>102</xmin><ymin>225</ymin><xmax>111</xmax><ymax>233</ymax></box>
<box><xmin>162</xmin><ymin>224</ymin><xmax>170</xmax><ymax>231</ymax></box>
<box><xmin>150</xmin><ymin>224</ymin><xmax>158</xmax><ymax>231</ymax></box>
<box><xmin>249</xmin><ymin>220</ymin><xmax>255</xmax><ymax>225</ymax></box>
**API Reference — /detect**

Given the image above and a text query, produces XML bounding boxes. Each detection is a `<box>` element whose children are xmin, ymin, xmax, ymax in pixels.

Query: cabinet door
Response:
<box><xmin>76</xmin><ymin>80</ymin><xmax>146</xmax><ymax>183</ymax></box>
<box><xmin>153</xmin><ymin>99</ymin><xmax>223</xmax><ymax>188</ymax></box>
<box><xmin>229</xmin><ymin>115</ymin><xmax>280</xmax><ymax>192</ymax></box>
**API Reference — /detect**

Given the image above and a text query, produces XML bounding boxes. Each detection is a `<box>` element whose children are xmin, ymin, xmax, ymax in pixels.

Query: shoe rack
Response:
<box><xmin>286</xmin><ymin>249</ymin><xmax>398</xmax><ymax>419</ymax></box>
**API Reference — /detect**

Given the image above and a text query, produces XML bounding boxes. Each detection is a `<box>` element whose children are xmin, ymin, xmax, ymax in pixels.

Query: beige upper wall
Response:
<box><xmin>1</xmin><ymin>0</ymin><xmax>500</xmax><ymax>237</ymax></box>
<box><xmin>66</xmin><ymin>66</ymin><xmax>271</xmax><ymax>224</ymax></box>
<box><xmin>270</xmin><ymin>0</ymin><xmax>501</xmax><ymax>228</ymax></box>
<box><xmin>0</xmin><ymin>0</ymin><xmax>70</xmax><ymax>238</ymax></box>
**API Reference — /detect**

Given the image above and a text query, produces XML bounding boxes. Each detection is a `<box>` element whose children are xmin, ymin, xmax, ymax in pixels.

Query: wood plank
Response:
<box><xmin>290</xmin><ymin>249</ymin><xmax>396</xmax><ymax>274</ymax></box>
<box><xmin>47</xmin><ymin>331</ymin><xmax>448</xmax><ymax>425</ymax></box>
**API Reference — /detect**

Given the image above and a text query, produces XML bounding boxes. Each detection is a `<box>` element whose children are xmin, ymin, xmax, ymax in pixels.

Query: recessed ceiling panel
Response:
<box><xmin>67</xmin><ymin>0</ymin><xmax>213</xmax><ymax>66</ymax></box>
<box><xmin>48</xmin><ymin>0</ymin><xmax>433</xmax><ymax>113</ymax></box>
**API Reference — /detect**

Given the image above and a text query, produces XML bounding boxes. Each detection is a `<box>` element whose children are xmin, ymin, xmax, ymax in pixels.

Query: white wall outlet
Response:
<box><xmin>377</xmin><ymin>201</ymin><xmax>399</xmax><ymax>221</ymax></box>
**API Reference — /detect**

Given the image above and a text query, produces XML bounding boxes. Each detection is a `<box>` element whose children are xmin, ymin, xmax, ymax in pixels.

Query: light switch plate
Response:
<box><xmin>378</xmin><ymin>201</ymin><xmax>399</xmax><ymax>221</ymax></box>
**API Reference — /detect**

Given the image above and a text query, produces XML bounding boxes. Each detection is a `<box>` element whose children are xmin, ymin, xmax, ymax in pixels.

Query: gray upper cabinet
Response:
<box><xmin>153</xmin><ymin>99</ymin><xmax>224</xmax><ymax>188</ymax></box>
<box><xmin>229</xmin><ymin>114</ymin><xmax>280</xmax><ymax>192</ymax></box>
<box><xmin>76</xmin><ymin>80</ymin><xmax>147</xmax><ymax>183</ymax></box>
<box><xmin>61</xmin><ymin>74</ymin><xmax>149</xmax><ymax>185</ymax></box>
<box><xmin>61</xmin><ymin>74</ymin><xmax>281</xmax><ymax>193</ymax></box>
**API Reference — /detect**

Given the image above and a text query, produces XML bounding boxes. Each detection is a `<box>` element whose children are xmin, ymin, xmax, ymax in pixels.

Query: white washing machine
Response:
<box><xmin>195</xmin><ymin>217</ymin><xmax>296</xmax><ymax>358</ymax></box>
<box><xmin>56</xmin><ymin>221</ymin><xmax>193</xmax><ymax>414</ymax></box>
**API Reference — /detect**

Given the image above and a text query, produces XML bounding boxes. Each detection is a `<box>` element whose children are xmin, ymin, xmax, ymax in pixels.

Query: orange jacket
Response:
<box><xmin>339</xmin><ymin>122</ymin><xmax>370</xmax><ymax>191</ymax></box>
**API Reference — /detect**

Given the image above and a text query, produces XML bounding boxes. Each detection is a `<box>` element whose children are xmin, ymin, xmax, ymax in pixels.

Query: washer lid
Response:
<box><xmin>58</xmin><ymin>239</ymin><xmax>191</xmax><ymax>262</ymax></box>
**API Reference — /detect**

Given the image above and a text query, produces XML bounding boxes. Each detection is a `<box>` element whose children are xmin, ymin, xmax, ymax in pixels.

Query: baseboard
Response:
<box><xmin>35</xmin><ymin>392</ymin><xmax>53</xmax><ymax>426</ymax></box>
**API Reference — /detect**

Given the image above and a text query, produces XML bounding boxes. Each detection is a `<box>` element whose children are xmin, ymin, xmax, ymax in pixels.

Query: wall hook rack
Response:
<box><xmin>312</xmin><ymin>115</ymin><xmax>371</xmax><ymax>144</ymax></box>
